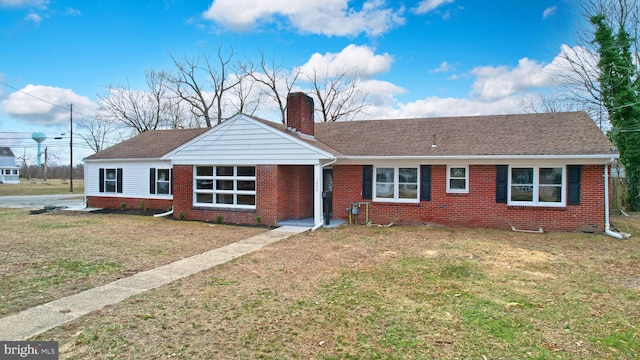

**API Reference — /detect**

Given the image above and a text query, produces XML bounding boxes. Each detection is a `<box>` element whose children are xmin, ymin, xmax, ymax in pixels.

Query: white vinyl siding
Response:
<box><xmin>84</xmin><ymin>160</ymin><xmax>173</xmax><ymax>199</ymax></box>
<box><xmin>170</xmin><ymin>116</ymin><xmax>333</xmax><ymax>165</ymax></box>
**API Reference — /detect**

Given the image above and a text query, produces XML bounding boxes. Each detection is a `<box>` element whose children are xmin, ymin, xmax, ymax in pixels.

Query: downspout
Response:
<box><xmin>83</xmin><ymin>163</ymin><xmax>88</xmax><ymax>208</ymax></box>
<box><xmin>312</xmin><ymin>158</ymin><xmax>338</xmax><ymax>231</ymax></box>
<box><xmin>154</xmin><ymin>207</ymin><xmax>174</xmax><ymax>218</ymax></box>
<box><xmin>604</xmin><ymin>162</ymin><xmax>624</xmax><ymax>239</ymax></box>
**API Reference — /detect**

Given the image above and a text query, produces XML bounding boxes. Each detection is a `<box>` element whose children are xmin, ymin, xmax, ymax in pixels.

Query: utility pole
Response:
<box><xmin>43</xmin><ymin>147</ymin><xmax>48</xmax><ymax>181</ymax></box>
<box><xmin>69</xmin><ymin>104</ymin><xmax>73</xmax><ymax>193</ymax></box>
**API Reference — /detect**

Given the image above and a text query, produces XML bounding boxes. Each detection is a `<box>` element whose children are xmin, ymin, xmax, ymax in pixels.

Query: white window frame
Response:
<box><xmin>446</xmin><ymin>165</ymin><xmax>469</xmax><ymax>193</ymax></box>
<box><xmin>104</xmin><ymin>168</ymin><xmax>118</xmax><ymax>193</ymax></box>
<box><xmin>508</xmin><ymin>165</ymin><xmax>566</xmax><ymax>207</ymax></box>
<box><xmin>155</xmin><ymin>168</ymin><xmax>171</xmax><ymax>195</ymax></box>
<box><xmin>373</xmin><ymin>166</ymin><xmax>419</xmax><ymax>203</ymax></box>
<box><xmin>193</xmin><ymin>166</ymin><xmax>256</xmax><ymax>209</ymax></box>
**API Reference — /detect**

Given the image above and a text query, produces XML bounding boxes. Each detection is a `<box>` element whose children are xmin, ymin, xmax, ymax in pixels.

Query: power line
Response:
<box><xmin>0</xmin><ymin>81</ymin><xmax>100</xmax><ymax>121</ymax></box>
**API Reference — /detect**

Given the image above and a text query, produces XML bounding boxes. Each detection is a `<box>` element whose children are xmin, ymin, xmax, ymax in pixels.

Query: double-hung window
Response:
<box><xmin>150</xmin><ymin>168</ymin><xmax>171</xmax><ymax>195</ymax></box>
<box><xmin>447</xmin><ymin>165</ymin><xmax>469</xmax><ymax>193</ymax></box>
<box><xmin>374</xmin><ymin>166</ymin><xmax>419</xmax><ymax>202</ymax></box>
<box><xmin>99</xmin><ymin>168</ymin><xmax>122</xmax><ymax>193</ymax></box>
<box><xmin>194</xmin><ymin>166</ymin><xmax>256</xmax><ymax>208</ymax></box>
<box><xmin>509</xmin><ymin>166</ymin><xmax>564</xmax><ymax>206</ymax></box>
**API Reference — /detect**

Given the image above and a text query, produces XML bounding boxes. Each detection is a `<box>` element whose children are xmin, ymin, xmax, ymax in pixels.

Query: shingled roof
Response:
<box><xmin>84</xmin><ymin>128</ymin><xmax>209</xmax><ymax>160</ymax></box>
<box><xmin>314</xmin><ymin>111</ymin><xmax>615</xmax><ymax>157</ymax></box>
<box><xmin>84</xmin><ymin>111</ymin><xmax>615</xmax><ymax>161</ymax></box>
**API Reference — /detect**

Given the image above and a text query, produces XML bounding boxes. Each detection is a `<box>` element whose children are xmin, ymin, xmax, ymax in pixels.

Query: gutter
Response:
<box><xmin>604</xmin><ymin>162</ymin><xmax>625</xmax><ymax>239</ymax></box>
<box><xmin>335</xmin><ymin>154</ymin><xmax>620</xmax><ymax>161</ymax></box>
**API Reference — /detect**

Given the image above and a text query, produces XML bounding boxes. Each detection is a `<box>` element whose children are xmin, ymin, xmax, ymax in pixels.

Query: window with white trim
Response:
<box><xmin>509</xmin><ymin>166</ymin><xmax>565</xmax><ymax>206</ymax></box>
<box><xmin>156</xmin><ymin>168</ymin><xmax>171</xmax><ymax>194</ymax></box>
<box><xmin>104</xmin><ymin>168</ymin><xmax>117</xmax><ymax>193</ymax></box>
<box><xmin>447</xmin><ymin>165</ymin><xmax>469</xmax><ymax>193</ymax></box>
<box><xmin>194</xmin><ymin>166</ymin><xmax>256</xmax><ymax>208</ymax></box>
<box><xmin>374</xmin><ymin>166</ymin><xmax>419</xmax><ymax>202</ymax></box>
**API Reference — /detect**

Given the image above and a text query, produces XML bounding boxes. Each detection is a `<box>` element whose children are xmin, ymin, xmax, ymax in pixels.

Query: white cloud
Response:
<box><xmin>362</xmin><ymin>95</ymin><xmax>522</xmax><ymax>120</ymax></box>
<box><xmin>65</xmin><ymin>7</ymin><xmax>81</xmax><ymax>16</ymax></box>
<box><xmin>296</xmin><ymin>44</ymin><xmax>393</xmax><ymax>79</ymax></box>
<box><xmin>0</xmin><ymin>0</ymin><xmax>47</xmax><ymax>8</ymax></box>
<box><xmin>469</xmin><ymin>44</ymin><xmax>599</xmax><ymax>101</ymax></box>
<box><xmin>202</xmin><ymin>0</ymin><xmax>405</xmax><ymax>36</ymax></box>
<box><xmin>0</xmin><ymin>85</ymin><xmax>95</xmax><ymax>126</ymax></box>
<box><xmin>24</xmin><ymin>12</ymin><xmax>41</xmax><ymax>23</ymax></box>
<box><xmin>470</xmin><ymin>58</ymin><xmax>553</xmax><ymax>101</ymax></box>
<box><xmin>414</xmin><ymin>0</ymin><xmax>454</xmax><ymax>15</ymax></box>
<box><xmin>430</xmin><ymin>61</ymin><xmax>452</xmax><ymax>73</ymax></box>
<box><xmin>542</xmin><ymin>5</ymin><xmax>557</xmax><ymax>19</ymax></box>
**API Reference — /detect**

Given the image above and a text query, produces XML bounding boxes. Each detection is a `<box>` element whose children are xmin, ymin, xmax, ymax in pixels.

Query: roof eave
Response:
<box><xmin>83</xmin><ymin>158</ymin><xmax>172</xmax><ymax>163</ymax></box>
<box><xmin>335</xmin><ymin>153</ymin><xmax>619</xmax><ymax>165</ymax></box>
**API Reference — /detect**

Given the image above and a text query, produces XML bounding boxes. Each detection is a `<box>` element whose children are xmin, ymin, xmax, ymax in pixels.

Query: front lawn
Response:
<box><xmin>14</xmin><ymin>211</ymin><xmax>637</xmax><ymax>359</ymax></box>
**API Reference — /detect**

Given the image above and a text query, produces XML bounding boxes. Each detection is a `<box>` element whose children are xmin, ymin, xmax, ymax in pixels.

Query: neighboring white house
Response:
<box><xmin>0</xmin><ymin>147</ymin><xmax>19</xmax><ymax>184</ymax></box>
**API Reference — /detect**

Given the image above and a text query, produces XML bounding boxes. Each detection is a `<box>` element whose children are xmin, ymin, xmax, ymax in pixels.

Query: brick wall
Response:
<box><xmin>86</xmin><ymin>196</ymin><xmax>172</xmax><ymax>211</ymax></box>
<box><xmin>286</xmin><ymin>92</ymin><xmax>314</xmax><ymax>136</ymax></box>
<box><xmin>90</xmin><ymin>163</ymin><xmax>606</xmax><ymax>232</ymax></box>
<box><xmin>331</xmin><ymin>164</ymin><xmax>606</xmax><ymax>232</ymax></box>
<box><xmin>171</xmin><ymin>164</ymin><xmax>313</xmax><ymax>226</ymax></box>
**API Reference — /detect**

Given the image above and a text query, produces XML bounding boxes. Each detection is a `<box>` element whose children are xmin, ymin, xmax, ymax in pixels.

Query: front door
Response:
<box><xmin>323</xmin><ymin>169</ymin><xmax>333</xmax><ymax>223</ymax></box>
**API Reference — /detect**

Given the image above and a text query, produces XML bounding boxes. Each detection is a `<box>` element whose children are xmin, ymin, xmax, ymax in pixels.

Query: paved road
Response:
<box><xmin>0</xmin><ymin>194</ymin><xmax>85</xmax><ymax>209</ymax></box>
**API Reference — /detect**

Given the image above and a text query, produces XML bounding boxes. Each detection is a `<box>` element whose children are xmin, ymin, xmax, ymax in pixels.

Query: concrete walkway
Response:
<box><xmin>0</xmin><ymin>225</ymin><xmax>310</xmax><ymax>341</ymax></box>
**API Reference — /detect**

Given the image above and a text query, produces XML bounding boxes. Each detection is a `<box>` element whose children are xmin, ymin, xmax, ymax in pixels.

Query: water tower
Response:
<box><xmin>31</xmin><ymin>132</ymin><xmax>47</xmax><ymax>167</ymax></box>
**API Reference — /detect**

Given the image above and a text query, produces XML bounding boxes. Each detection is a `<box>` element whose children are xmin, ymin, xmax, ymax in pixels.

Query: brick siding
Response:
<box><xmin>86</xmin><ymin>196</ymin><xmax>172</xmax><ymax>211</ymax></box>
<box><xmin>331</xmin><ymin>164</ymin><xmax>606</xmax><ymax>232</ymax></box>
<box><xmin>89</xmin><ymin>163</ymin><xmax>607</xmax><ymax>232</ymax></box>
<box><xmin>171</xmin><ymin>164</ymin><xmax>313</xmax><ymax>226</ymax></box>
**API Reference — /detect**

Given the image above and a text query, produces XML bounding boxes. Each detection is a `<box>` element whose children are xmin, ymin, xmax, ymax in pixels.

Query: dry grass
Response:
<box><xmin>2</xmin><ymin>208</ymin><xmax>638</xmax><ymax>359</ymax></box>
<box><xmin>0</xmin><ymin>179</ymin><xmax>84</xmax><ymax>196</ymax></box>
<box><xmin>0</xmin><ymin>209</ymin><xmax>266</xmax><ymax>316</ymax></box>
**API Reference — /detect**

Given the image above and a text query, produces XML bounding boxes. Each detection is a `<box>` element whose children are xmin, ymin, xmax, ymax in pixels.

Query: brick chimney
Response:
<box><xmin>286</xmin><ymin>92</ymin><xmax>314</xmax><ymax>137</ymax></box>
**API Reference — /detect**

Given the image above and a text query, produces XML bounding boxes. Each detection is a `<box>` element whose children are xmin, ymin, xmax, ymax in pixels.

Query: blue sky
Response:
<box><xmin>0</xmin><ymin>0</ymin><xmax>585</xmax><ymax>165</ymax></box>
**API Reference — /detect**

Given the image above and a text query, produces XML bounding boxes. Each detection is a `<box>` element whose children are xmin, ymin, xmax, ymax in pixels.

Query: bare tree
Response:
<box><xmin>97</xmin><ymin>69</ymin><xmax>180</xmax><ymax>133</ymax></box>
<box><xmin>76</xmin><ymin>116</ymin><xmax>119</xmax><ymax>153</ymax></box>
<box><xmin>168</xmin><ymin>45</ymin><xmax>244</xmax><ymax>126</ymax></box>
<box><xmin>16</xmin><ymin>148</ymin><xmax>31</xmax><ymax>181</ymax></box>
<box><xmin>168</xmin><ymin>53</ymin><xmax>216</xmax><ymax>127</ymax></box>
<box><xmin>555</xmin><ymin>0</ymin><xmax>640</xmax><ymax>124</ymax></box>
<box><xmin>304</xmin><ymin>67</ymin><xmax>368</xmax><ymax>122</ymax></box>
<box><xmin>248</xmin><ymin>51</ymin><xmax>300</xmax><ymax>124</ymax></box>
<box><xmin>518</xmin><ymin>93</ymin><xmax>582</xmax><ymax>114</ymax></box>
<box><xmin>230</xmin><ymin>73</ymin><xmax>261</xmax><ymax>116</ymax></box>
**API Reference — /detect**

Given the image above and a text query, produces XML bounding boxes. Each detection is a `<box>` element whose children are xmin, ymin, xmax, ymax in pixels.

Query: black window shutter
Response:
<box><xmin>149</xmin><ymin>168</ymin><xmax>156</xmax><ymax>194</ymax></box>
<box><xmin>116</xmin><ymin>168</ymin><xmax>123</xmax><ymax>193</ymax></box>
<box><xmin>99</xmin><ymin>168</ymin><xmax>105</xmax><ymax>193</ymax></box>
<box><xmin>362</xmin><ymin>165</ymin><xmax>373</xmax><ymax>199</ymax></box>
<box><xmin>420</xmin><ymin>165</ymin><xmax>431</xmax><ymax>201</ymax></box>
<box><xmin>567</xmin><ymin>165</ymin><xmax>581</xmax><ymax>205</ymax></box>
<box><xmin>496</xmin><ymin>165</ymin><xmax>508</xmax><ymax>203</ymax></box>
<box><xmin>170</xmin><ymin>169</ymin><xmax>174</xmax><ymax>195</ymax></box>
